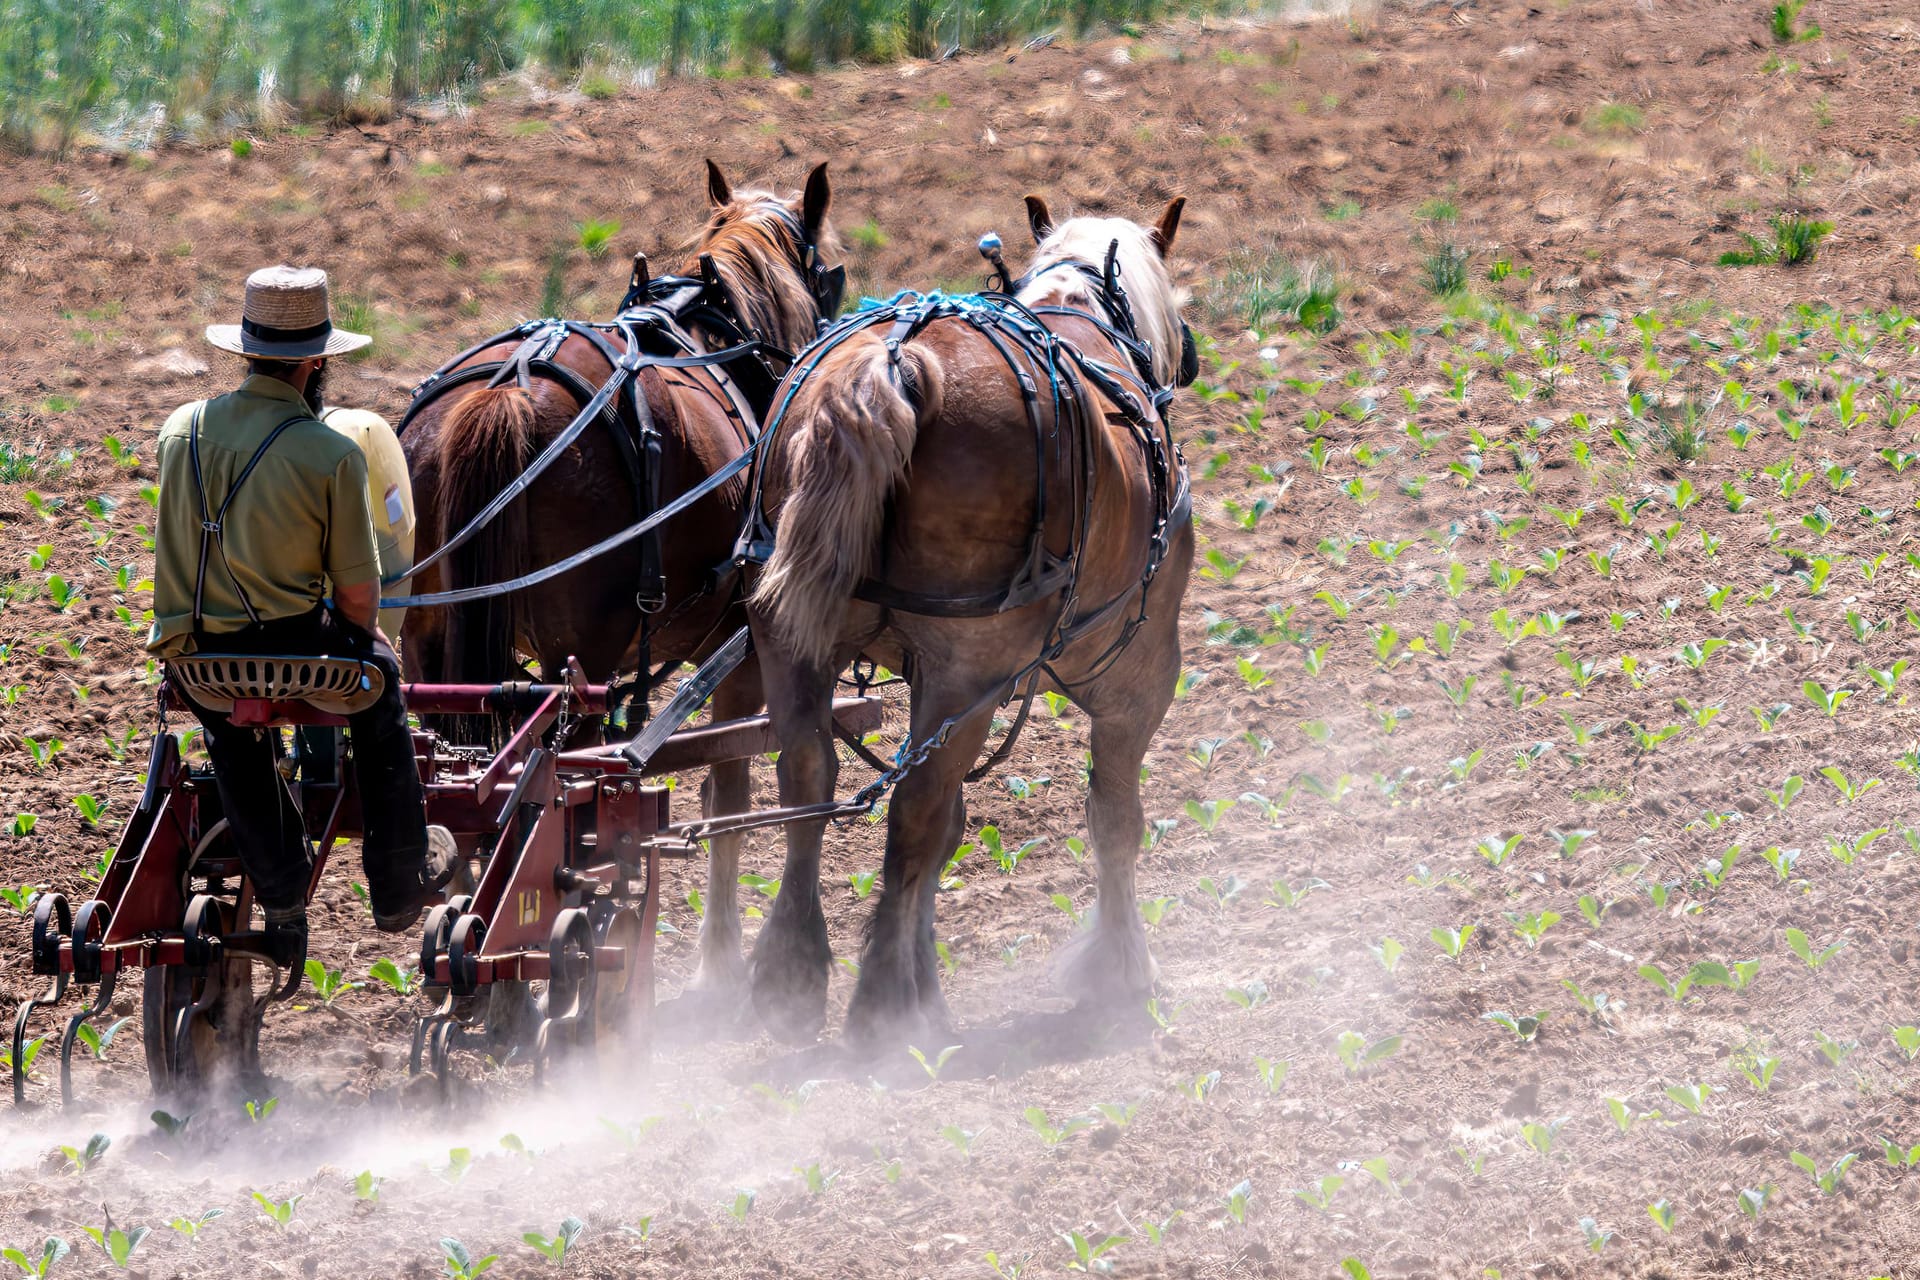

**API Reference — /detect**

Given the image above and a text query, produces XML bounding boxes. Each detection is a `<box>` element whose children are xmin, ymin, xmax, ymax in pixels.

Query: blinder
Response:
<box><xmin>1178</xmin><ymin>323</ymin><xmax>1198</xmax><ymax>388</ymax></box>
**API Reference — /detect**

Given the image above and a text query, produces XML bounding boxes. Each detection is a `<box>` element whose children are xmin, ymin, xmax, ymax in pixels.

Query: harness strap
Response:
<box><xmin>189</xmin><ymin>404</ymin><xmax>317</xmax><ymax>631</ymax></box>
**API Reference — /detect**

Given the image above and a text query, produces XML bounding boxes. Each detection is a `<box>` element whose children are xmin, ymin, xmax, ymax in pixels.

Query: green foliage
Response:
<box><xmin>1208</xmin><ymin>250</ymin><xmax>1343</xmax><ymax>334</ymax></box>
<box><xmin>1719</xmin><ymin>214</ymin><xmax>1835</xmax><ymax>267</ymax></box>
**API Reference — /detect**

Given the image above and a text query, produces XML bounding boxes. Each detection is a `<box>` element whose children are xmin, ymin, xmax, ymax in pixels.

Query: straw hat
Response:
<box><xmin>205</xmin><ymin>265</ymin><xmax>371</xmax><ymax>358</ymax></box>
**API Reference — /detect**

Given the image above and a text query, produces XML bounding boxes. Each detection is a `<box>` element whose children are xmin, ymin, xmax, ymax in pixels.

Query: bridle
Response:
<box><xmin>999</xmin><ymin>236</ymin><xmax>1199</xmax><ymax>404</ymax></box>
<box><xmin>742</xmin><ymin>202</ymin><xmax>847</xmax><ymax>335</ymax></box>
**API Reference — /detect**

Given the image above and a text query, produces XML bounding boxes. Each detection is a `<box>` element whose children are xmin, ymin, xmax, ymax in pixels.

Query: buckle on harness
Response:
<box><xmin>200</xmin><ymin>520</ymin><xmax>222</xmax><ymax>533</ymax></box>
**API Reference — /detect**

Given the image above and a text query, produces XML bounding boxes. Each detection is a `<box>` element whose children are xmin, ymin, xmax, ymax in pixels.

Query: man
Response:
<box><xmin>148</xmin><ymin>265</ymin><xmax>452</xmax><ymax>970</ymax></box>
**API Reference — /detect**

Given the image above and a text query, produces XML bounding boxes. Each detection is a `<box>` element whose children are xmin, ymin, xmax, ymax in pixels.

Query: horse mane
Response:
<box><xmin>686</xmin><ymin>191</ymin><xmax>837</xmax><ymax>353</ymax></box>
<box><xmin>1021</xmin><ymin>215</ymin><xmax>1184</xmax><ymax>388</ymax></box>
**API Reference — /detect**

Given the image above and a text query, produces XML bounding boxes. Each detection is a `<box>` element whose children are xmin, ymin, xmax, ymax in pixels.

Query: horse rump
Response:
<box><xmin>751</xmin><ymin>332</ymin><xmax>944</xmax><ymax>665</ymax></box>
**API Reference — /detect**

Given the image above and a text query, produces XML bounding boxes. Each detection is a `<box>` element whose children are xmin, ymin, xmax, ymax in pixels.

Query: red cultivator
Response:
<box><xmin>12</xmin><ymin>664</ymin><xmax>878</xmax><ymax>1107</ymax></box>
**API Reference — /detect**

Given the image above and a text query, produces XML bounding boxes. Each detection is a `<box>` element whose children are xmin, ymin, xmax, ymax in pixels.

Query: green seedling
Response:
<box><xmin>522</xmin><ymin>1216</ymin><xmax>585</xmax><ymax>1263</ymax></box>
<box><xmin>1766</xmin><ymin>775</ymin><xmax>1804</xmax><ymax>810</ymax></box>
<box><xmin>1819</xmin><ymin>766</ymin><xmax>1880</xmax><ymax>804</ymax></box>
<box><xmin>1293</xmin><ymin>1174</ymin><xmax>1343</xmax><ymax>1212</ymax></box>
<box><xmin>904</xmin><ymin>1043</ymin><xmax>963</xmax><ymax>1083</ymax></box>
<box><xmin>1605</xmin><ymin>1096</ymin><xmax>1659</xmax><ymax>1132</ymax></box>
<box><xmin>302</xmin><ymin>960</ymin><xmax>359</xmax><ymax>1006</ymax></box>
<box><xmin>1647</xmin><ymin>1200</ymin><xmax>1676</xmax><ymax>1233</ymax></box>
<box><xmin>1880</xmin><ymin>1137</ymin><xmax>1920</xmax><ymax>1167</ymax></box>
<box><xmin>1431</xmin><ymin>924</ymin><xmax>1475</xmax><ymax>959</ymax></box>
<box><xmin>166</xmin><ymin>1209</ymin><xmax>223</xmax><ymax>1245</ymax></box>
<box><xmin>1663</xmin><ymin>1082</ymin><xmax>1717</xmax><ymax>1115</ymax></box>
<box><xmin>983</xmin><ymin>1250</ymin><xmax>1029</xmax><ymax>1279</ymax></box>
<box><xmin>79</xmin><ymin>1223</ymin><xmax>146</xmax><ymax>1270</ymax></box>
<box><xmin>1226</xmin><ymin>979</ymin><xmax>1271</xmax><ymax>1010</ymax></box>
<box><xmin>1024</xmin><ymin>1107</ymin><xmax>1096</xmax><ymax>1148</ymax></box>
<box><xmin>1579</xmin><ymin>1217</ymin><xmax>1613</xmax><ymax>1254</ymax></box>
<box><xmin>251</xmin><ymin>1192</ymin><xmax>299</xmax><ymax>1227</ymax></box>
<box><xmin>1521</xmin><ymin>1116</ymin><xmax>1568</xmax><ymax>1157</ymax></box>
<box><xmin>938</xmin><ymin>1125</ymin><xmax>982</xmax><ymax>1158</ymax></box>
<box><xmin>58</xmin><ymin>1133</ymin><xmax>109</xmax><ymax>1174</ymax></box>
<box><xmin>1476</xmin><ymin>833</ymin><xmax>1523</xmax><ymax>867</ymax></box>
<box><xmin>1803</xmin><ymin>680</ymin><xmax>1853</xmax><ymax>717</ymax></box>
<box><xmin>1483</xmin><ymin>1010</ymin><xmax>1547</xmax><ymax>1043</ymax></box>
<box><xmin>1183</xmin><ymin>1071</ymin><xmax>1221</xmax><ymax>1102</ymax></box>
<box><xmin>441</xmin><ymin>1238</ymin><xmax>497</xmax><ymax>1280</ymax></box>
<box><xmin>1789</xmin><ymin>1151</ymin><xmax>1850</xmax><ymax>1205</ymax></box>
<box><xmin>1547</xmin><ymin>828</ymin><xmax>1596</xmax><ymax>859</ymax></box>
<box><xmin>2</xmin><ymin>1238</ymin><xmax>69</xmax><ymax>1277</ymax></box>
<box><xmin>1059</xmin><ymin>1230</ymin><xmax>1128</xmax><ymax>1272</ymax></box>
<box><xmin>1737</xmin><ymin>1185</ymin><xmax>1773</xmax><ymax>1221</ymax></box>
<box><xmin>1219</xmin><ymin>1179</ymin><xmax>1253</xmax><ymax>1226</ymax></box>
<box><xmin>1507</xmin><ymin>911</ymin><xmax>1560</xmax><ymax>949</ymax></box>
<box><xmin>1335</xmin><ymin>1031</ymin><xmax>1402</xmax><ymax>1074</ymax></box>
<box><xmin>1814</xmin><ymin>1031</ymin><xmax>1858</xmax><ymax>1065</ymax></box>
<box><xmin>351</xmin><ymin>1171</ymin><xmax>383</xmax><ymax>1200</ymax></box>
<box><xmin>726</xmin><ymin>1189</ymin><xmax>756</xmax><ymax>1222</ymax></box>
<box><xmin>368</xmin><ymin>958</ymin><xmax>420</xmax><ymax>995</ymax></box>
<box><xmin>1365</xmin><ymin>938</ymin><xmax>1403</xmax><ymax>976</ymax></box>
<box><xmin>63</xmin><ymin>1005</ymin><xmax>126</xmax><ymax>1059</ymax></box>
<box><xmin>1786</xmin><ymin>927</ymin><xmax>1846</xmax><ymax>969</ymax></box>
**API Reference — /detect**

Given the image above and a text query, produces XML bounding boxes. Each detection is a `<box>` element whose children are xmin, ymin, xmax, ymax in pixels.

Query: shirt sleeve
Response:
<box><xmin>323</xmin><ymin>447</ymin><xmax>382</xmax><ymax>588</ymax></box>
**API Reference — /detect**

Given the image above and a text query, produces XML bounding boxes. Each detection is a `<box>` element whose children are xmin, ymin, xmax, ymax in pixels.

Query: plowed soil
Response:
<box><xmin>5</xmin><ymin>2</ymin><xmax>1920</xmax><ymax>1277</ymax></box>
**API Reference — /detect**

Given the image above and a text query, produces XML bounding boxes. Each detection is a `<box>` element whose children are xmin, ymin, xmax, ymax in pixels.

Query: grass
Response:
<box><xmin>1719</xmin><ymin>214</ymin><xmax>1834</xmax><ymax>268</ymax></box>
<box><xmin>0</xmin><ymin>0</ymin><xmax>1274</xmax><ymax>148</ymax></box>
<box><xmin>1585</xmin><ymin>101</ymin><xmax>1644</xmax><ymax>135</ymax></box>
<box><xmin>1770</xmin><ymin>0</ymin><xmax>1820</xmax><ymax>43</ymax></box>
<box><xmin>1419</xmin><ymin>240</ymin><xmax>1471</xmax><ymax>298</ymax></box>
<box><xmin>1208</xmin><ymin>251</ymin><xmax>1343</xmax><ymax>335</ymax></box>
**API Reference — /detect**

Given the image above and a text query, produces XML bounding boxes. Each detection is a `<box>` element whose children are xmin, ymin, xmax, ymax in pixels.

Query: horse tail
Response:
<box><xmin>434</xmin><ymin>385</ymin><xmax>537</xmax><ymax>694</ymax></box>
<box><xmin>753</xmin><ymin>333</ymin><xmax>945</xmax><ymax>666</ymax></box>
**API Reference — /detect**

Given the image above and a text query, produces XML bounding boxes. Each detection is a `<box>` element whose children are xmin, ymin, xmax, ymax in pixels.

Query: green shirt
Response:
<box><xmin>147</xmin><ymin>375</ymin><xmax>381</xmax><ymax>657</ymax></box>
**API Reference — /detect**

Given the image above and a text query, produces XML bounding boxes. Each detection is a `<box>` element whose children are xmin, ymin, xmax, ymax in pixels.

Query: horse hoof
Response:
<box><xmin>747</xmin><ymin>927</ymin><xmax>831</xmax><ymax>1045</ymax></box>
<box><xmin>751</xmin><ymin>973</ymin><xmax>827</xmax><ymax>1045</ymax></box>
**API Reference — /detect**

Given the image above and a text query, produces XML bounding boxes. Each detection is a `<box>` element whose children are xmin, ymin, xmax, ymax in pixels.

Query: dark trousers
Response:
<box><xmin>181</xmin><ymin>610</ymin><xmax>429</xmax><ymax>917</ymax></box>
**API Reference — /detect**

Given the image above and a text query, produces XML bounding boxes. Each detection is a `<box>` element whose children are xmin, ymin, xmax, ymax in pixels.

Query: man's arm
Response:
<box><xmin>323</xmin><ymin>448</ymin><xmax>388</xmax><ymax>647</ymax></box>
<box><xmin>333</xmin><ymin>579</ymin><xmax>388</xmax><ymax>644</ymax></box>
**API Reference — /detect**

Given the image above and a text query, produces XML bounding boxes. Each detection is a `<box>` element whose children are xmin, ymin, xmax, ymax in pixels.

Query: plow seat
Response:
<box><xmin>166</xmin><ymin>653</ymin><xmax>385</xmax><ymax>726</ymax></box>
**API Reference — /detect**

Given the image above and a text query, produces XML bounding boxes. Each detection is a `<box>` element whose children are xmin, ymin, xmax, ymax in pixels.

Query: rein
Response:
<box><xmin>381</xmin><ymin>255</ymin><xmax>805</xmax><ymax>612</ymax></box>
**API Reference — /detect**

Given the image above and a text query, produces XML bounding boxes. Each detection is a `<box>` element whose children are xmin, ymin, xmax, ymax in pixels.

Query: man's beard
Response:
<box><xmin>304</xmin><ymin>361</ymin><xmax>327</xmax><ymax>415</ymax></box>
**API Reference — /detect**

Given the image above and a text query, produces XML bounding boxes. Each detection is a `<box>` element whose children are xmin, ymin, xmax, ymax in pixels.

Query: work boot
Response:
<box><xmin>372</xmin><ymin>826</ymin><xmax>462</xmax><ymax>934</ymax></box>
<box><xmin>261</xmin><ymin>906</ymin><xmax>309</xmax><ymax>973</ymax></box>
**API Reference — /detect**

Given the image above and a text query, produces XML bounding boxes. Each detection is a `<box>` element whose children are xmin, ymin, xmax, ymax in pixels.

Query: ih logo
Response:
<box><xmin>516</xmin><ymin>890</ymin><xmax>542</xmax><ymax>927</ymax></box>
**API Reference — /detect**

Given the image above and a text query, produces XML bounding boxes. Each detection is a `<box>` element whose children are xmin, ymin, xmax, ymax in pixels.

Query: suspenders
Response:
<box><xmin>188</xmin><ymin>403</ymin><xmax>316</xmax><ymax>631</ymax></box>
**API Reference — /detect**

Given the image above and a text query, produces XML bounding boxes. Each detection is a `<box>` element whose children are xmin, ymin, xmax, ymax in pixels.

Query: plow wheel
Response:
<box><xmin>144</xmin><ymin>897</ymin><xmax>261</xmax><ymax>1099</ymax></box>
<box><xmin>533</xmin><ymin>908</ymin><xmax>596</xmax><ymax>1084</ymax></box>
<box><xmin>590</xmin><ymin>903</ymin><xmax>652</xmax><ymax>1069</ymax></box>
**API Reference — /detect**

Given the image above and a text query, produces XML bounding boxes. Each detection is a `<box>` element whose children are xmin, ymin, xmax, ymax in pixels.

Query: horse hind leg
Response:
<box><xmin>746</xmin><ymin>648</ymin><xmax>840</xmax><ymax>1044</ymax></box>
<box><xmin>1053</xmin><ymin>669</ymin><xmax>1174</xmax><ymax>1010</ymax></box>
<box><xmin>845</xmin><ymin>679</ymin><xmax>996</xmax><ymax>1051</ymax></box>
<box><xmin>688</xmin><ymin>659</ymin><xmax>762</xmax><ymax>1005</ymax></box>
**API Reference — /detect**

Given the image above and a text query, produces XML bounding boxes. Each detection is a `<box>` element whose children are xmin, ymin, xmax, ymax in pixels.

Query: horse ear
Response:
<box><xmin>801</xmin><ymin>162</ymin><xmax>831</xmax><ymax>244</ymax></box>
<box><xmin>705</xmin><ymin>159</ymin><xmax>732</xmax><ymax>208</ymax></box>
<box><xmin>1150</xmin><ymin>197</ymin><xmax>1185</xmax><ymax>257</ymax></box>
<box><xmin>1024</xmin><ymin>195</ymin><xmax>1054</xmax><ymax>245</ymax></box>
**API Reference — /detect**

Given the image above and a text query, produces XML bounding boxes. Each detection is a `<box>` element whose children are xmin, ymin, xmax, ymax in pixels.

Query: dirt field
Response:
<box><xmin>5</xmin><ymin>1</ymin><xmax>1920</xmax><ymax>1276</ymax></box>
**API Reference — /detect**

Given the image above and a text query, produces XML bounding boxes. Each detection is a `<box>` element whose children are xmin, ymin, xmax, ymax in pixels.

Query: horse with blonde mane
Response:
<box><xmin>744</xmin><ymin>196</ymin><xmax>1195</xmax><ymax>1045</ymax></box>
<box><xmin>399</xmin><ymin>161</ymin><xmax>839</xmax><ymax>998</ymax></box>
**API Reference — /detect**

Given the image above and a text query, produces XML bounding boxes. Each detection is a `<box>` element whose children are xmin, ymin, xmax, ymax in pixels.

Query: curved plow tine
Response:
<box><xmin>15</xmin><ymin>892</ymin><xmax>73</xmax><ymax>1106</ymax></box>
<box><xmin>12</xmin><ymin>985</ymin><xmax>59</xmax><ymax>1107</ymax></box>
<box><xmin>57</xmin><ymin>973</ymin><xmax>117</xmax><ymax>1110</ymax></box>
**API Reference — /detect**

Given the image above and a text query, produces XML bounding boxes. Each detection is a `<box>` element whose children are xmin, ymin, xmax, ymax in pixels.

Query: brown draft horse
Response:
<box><xmin>745</xmin><ymin>197</ymin><xmax>1195</xmax><ymax>1045</ymax></box>
<box><xmin>400</xmin><ymin>161</ymin><xmax>838</xmax><ymax>998</ymax></box>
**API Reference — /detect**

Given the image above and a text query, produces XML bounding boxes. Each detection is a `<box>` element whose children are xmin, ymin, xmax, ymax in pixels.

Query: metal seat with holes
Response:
<box><xmin>164</xmin><ymin>652</ymin><xmax>384</xmax><ymax>727</ymax></box>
